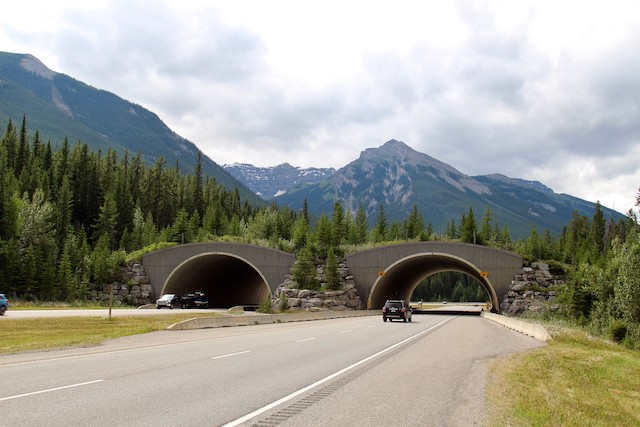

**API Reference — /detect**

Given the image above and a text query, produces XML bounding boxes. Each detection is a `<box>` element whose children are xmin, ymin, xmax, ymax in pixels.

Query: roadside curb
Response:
<box><xmin>166</xmin><ymin>310</ymin><xmax>380</xmax><ymax>330</ymax></box>
<box><xmin>481</xmin><ymin>311</ymin><xmax>552</xmax><ymax>342</ymax></box>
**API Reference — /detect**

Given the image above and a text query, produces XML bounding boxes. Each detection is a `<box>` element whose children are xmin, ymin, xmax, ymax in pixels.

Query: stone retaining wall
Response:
<box><xmin>500</xmin><ymin>262</ymin><xmax>564</xmax><ymax>316</ymax></box>
<box><xmin>271</xmin><ymin>260</ymin><xmax>364</xmax><ymax>311</ymax></box>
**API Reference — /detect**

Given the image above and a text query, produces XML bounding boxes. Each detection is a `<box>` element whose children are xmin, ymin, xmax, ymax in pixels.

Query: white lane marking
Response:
<box><xmin>368</xmin><ymin>325</ymin><xmax>376</xmax><ymax>328</ymax></box>
<box><xmin>1</xmin><ymin>318</ymin><xmax>368</xmax><ymax>367</ymax></box>
<box><xmin>212</xmin><ymin>350</ymin><xmax>251</xmax><ymax>360</ymax></box>
<box><xmin>340</xmin><ymin>330</ymin><xmax>353</xmax><ymax>334</ymax></box>
<box><xmin>0</xmin><ymin>379</ymin><xmax>105</xmax><ymax>402</ymax></box>
<box><xmin>223</xmin><ymin>317</ymin><xmax>455</xmax><ymax>427</ymax></box>
<box><xmin>295</xmin><ymin>337</ymin><xmax>316</xmax><ymax>343</ymax></box>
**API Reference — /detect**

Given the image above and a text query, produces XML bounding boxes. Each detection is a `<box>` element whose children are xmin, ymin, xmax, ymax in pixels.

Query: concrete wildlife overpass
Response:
<box><xmin>142</xmin><ymin>243</ymin><xmax>295</xmax><ymax>308</ymax></box>
<box><xmin>143</xmin><ymin>241</ymin><xmax>522</xmax><ymax>312</ymax></box>
<box><xmin>345</xmin><ymin>242</ymin><xmax>522</xmax><ymax>312</ymax></box>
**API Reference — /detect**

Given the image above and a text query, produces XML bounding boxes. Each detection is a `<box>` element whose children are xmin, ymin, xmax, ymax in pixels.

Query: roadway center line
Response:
<box><xmin>211</xmin><ymin>350</ymin><xmax>251</xmax><ymax>360</ymax></box>
<box><xmin>0</xmin><ymin>379</ymin><xmax>105</xmax><ymax>402</ymax></box>
<box><xmin>295</xmin><ymin>337</ymin><xmax>316</xmax><ymax>343</ymax></box>
<box><xmin>223</xmin><ymin>316</ymin><xmax>456</xmax><ymax>427</ymax></box>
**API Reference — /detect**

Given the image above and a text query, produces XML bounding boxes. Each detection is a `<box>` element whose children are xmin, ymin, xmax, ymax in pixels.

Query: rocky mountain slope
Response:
<box><xmin>223</xmin><ymin>162</ymin><xmax>335</xmax><ymax>198</ymax></box>
<box><xmin>0</xmin><ymin>51</ymin><xmax>260</xmax><ymax>203</ymax></box>
<box><xmin>273</xmin><ymin>139</ymin><xmax>622</xmax><ymax>238</ymax></box>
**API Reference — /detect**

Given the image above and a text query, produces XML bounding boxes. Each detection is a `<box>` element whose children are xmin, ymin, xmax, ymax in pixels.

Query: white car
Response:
<box><xmin>156</xmin><ymin>294</ymin><xmax>182</xmax><ymax>309</ymax></box>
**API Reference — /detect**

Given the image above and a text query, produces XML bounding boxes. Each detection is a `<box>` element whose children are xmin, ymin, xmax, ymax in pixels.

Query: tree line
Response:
<box><xmin>1</xmin><ymin>116</ymin><xmax>639</xmax><ymax>346</ymax></box>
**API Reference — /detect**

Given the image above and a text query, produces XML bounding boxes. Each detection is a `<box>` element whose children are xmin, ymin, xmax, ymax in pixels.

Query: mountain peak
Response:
<box><xmin>382</xmin><ymin>138</ymin><xmax>408</xmax><ymax>148</ymax></box>
<box><xmin>19</xmin><ymin>54</ymin><xmax>56</xmax><ymax>80</ymax></box>
<box><xmin>361</xmin><ymin>139</ymin><xmax>417</xmax><ymax>160</ymax></box>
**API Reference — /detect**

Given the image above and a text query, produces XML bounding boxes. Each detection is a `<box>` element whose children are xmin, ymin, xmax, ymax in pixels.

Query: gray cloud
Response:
<box><xmin>1</xmin><ymin>1</ymin><xmax>638</xmax><ymax>213</ymax></box>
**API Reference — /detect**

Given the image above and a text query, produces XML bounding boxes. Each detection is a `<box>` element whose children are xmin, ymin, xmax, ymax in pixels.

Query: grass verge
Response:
<box><xmin>8</xmin><ymin>300</ymin><xmax>136</xmax><ymax>310</ymax></box>
<box><xmin>486</xmin><ymin>325</ymin><xmax>640</xmax><ymax>426</ymax></box>
<box><xmin>0</xmin><ymin>314</ymin><xmax>215</xmax><ymax>355</ymax></box>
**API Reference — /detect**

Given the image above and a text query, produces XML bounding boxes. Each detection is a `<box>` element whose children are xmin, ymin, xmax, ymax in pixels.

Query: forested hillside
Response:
<box><xmin>0</xmin><ymin>52</ymin><xmax>260</xmax><ymax>203</ymax></box>
<box><xmin>1</xmin><ymin>117</ymin><xmax>639</xmax><ymax>347</ymax></box>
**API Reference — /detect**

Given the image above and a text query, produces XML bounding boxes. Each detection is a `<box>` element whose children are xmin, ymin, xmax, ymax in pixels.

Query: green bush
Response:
<box><xmin>279</xmin><ymin>292</ymin><xmax>288</xmax><ymax>311</ymax></box>
<box><xmin>608</xmin><ymin>319</ymin><xmax>628</xmax><ymax>343</ymax></box>
<box><xmin>257</xmin><ymin>295</ymin><xmax>273</xmax><ymax>313</ymax></box>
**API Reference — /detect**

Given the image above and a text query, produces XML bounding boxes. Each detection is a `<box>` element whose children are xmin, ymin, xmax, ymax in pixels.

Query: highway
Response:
<box><xmin>0</xmin><ymin>314</ymin><xmax>543</xmax><ymax>426</ymax></box>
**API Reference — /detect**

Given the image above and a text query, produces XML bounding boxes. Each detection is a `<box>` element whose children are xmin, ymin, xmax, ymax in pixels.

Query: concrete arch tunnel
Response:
<box><xmin>142</xmin><ymin>241</ymin><xmax>521</xmax><ymax>312</ymax></box>
<box><xmin>368</xmin><ymin>252</ymin><xmax>500</xmax><ymax>310</ymax></box>
<box><xmin>163</xmin><ymin>253</ymin><xmax>270</xmax><ymax>307</ymax></box>
<box><xmin>346</xmin><ymin>242</ymin><xmax>522</xmax><ymax>313</ymax></box>
<box><xmin>142</xmin><ymin>243</ymin><xmax>296</xmax><ymax>308</ymax></box>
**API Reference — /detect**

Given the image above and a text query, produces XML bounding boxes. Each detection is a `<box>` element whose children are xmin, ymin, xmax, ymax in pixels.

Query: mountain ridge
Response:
<box><xmin>223</xmin><ymin>162</ymin><xmax>335</xmax><ymax>198</ymax></box>
<box><xmin>1</xmin><ymin>51</ymin><xmax>621</xmax><ymax>238</ymax></box>
<box><xmin>0</xmin><ymin>51</ymin><xmax>261</xmax><ymax>204</ymax></box>
<box><xmin>269</xmin><ymin>139</ymin><xmax>623</xmax><ymax>238</ymax></box>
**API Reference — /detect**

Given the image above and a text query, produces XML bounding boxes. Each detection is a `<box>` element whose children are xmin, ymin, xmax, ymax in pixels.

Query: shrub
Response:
<box><xmin>608</xmin><ymin>319</ymin><xmax>628</xmax><ymax>343</ymax></box>
<box><xmin>257</xmin><ymin>295</ymin><xmax>273</xmax><ymax>313</ymax></box>
<box><xmin>279</xmin><ymin>292</ymin><xmax>288</xmax><ymax>311</ymax></box>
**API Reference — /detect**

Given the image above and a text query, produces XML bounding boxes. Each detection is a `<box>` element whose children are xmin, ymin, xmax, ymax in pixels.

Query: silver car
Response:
<box><xmin>156</xmin><ymin>294</ymin><xmax>182</xmax><ymax>309</ymax></box>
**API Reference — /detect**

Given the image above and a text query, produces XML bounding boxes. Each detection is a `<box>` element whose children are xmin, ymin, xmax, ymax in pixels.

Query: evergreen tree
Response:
<box><xmin>407</xmin><ymin>204</ymin><xmax>424</xmax><ymax>239</ymax></box>
<box><xmin>500</xmin><ymin>224</ymin><xmax>512</xmax><ymax>250</ymax></box>
<box><xmin>54</xmin><ymin>174</ymin><xmax>73</xmax><ymax>254</ymax></box>
<box><xmin>203</xmin><ymin>202</ymin><xmax>226</xmax><ymax>236</ymax></box>
<box><xmin>354</xmin><ymin>203</ymin><xmax>368</xmax><ymax>244</ymax></box>
<box><xmin>373</xmin><ymin>203</ymin><xmax>387</xmax><ymax>242</ymax></box>
<box><xmin>192</xmin><ymin>150</ymin><xmax>204</xmax><ymax>217</ymax></box>
<box><xmin>92</xmin><ymin>192</ymin><xmax>119</xmax><ymax>249</ymax></box>
<box><xmin>324</xmin><ymin>247</ymin><xmax>341</xmax><ymax>290</ymax></box>
<box><xmin>292</xmin><ymin>216</ymin><xmax>309</xmax><ymax>252</ymax></box>
<box><xmin>292</xmin><ymin>245</ymin><xmax>319</xmax><ymax>290</ymax></box>
<box><xmin>2</xmin><ymin>119</ymin><xmax>17</xmax><ymax>172</ymax></box>
<box><xmin>459</xmin><ymin>207</ymin><xmax>478</xmax><ymax>244</ymax></box>
<box><xmin>170</xmin><ymin>208</ymin><xmax>191</xmax><ymax>243</ymax></box>
<box><xmin>591</xmin><ymin>201</ymin><xmax>606</xmax><ymax>256</ymax></box>
<box><xmin>526</xmin><ymin>225</ymin><xmax>540</xmax><ymax>259</ymax></box>
<box><xmin>315</xmin><ymin>213</ymin><xmax>332</xmax><ymax>259</ymax></box>
<box><xmin>141</xmin><ymin>211</ymin><xmax>158</xmax><ymax>247</ymax></box>
<box><xmin>0</xmin><ymin>167</ymin><xmax>18</xmax><ymax>240</ymax></box>
<box><xmin>421</xmin><ymin>222</ymin><xmax>433</xmax><ymax>241</ymax></box>
<box><xmin>330</xmin><ymin>200</ymin><xmax>345</xmax><ymax>247</ymax></box>
<box><xmin>446</xmin><ymin>219</ymin><xmax>458</xmax><ymax>240</ymax></box>
<box><xmin>302</xmin><ymin>198</ymin><xmax>310</xmax><ymax>224</ymax></box>
<box><xmin>0</xmin><ymin>239</ymin><xmax>21</xmax><ymax>296</ymax></box>
<box><xmin>16</xmin><ymin>114</ymin><xmax>28</xmax><ymax>175</ymax></box>
<box><xmin>54</xmin><ymin>138</ymin><xmax>70</xmax><ymax>193</ymax></box>
<box><xmin>276</xmin><ymin>205</ymin><xmax>295</xmax><ymax>241</ymax></box>
<box><xmin>480</xmin><ymin>207</ymin><xmax>493</xmax><ymax>245</ymax></box>
<box><xmin>91</xmin><ymin>233</ymin><xmax>114</xmax><ymax>285</ymax></box>
<box><xmin>115</xmin><ymin>150</ymin><xmax>134</xmax><ymax>244</ymax></box>
<box><xmin>389</xmin><ymin>222</ymin><xmax>402</xmax><ymax>240</ymax></box>
<box><xmin>57</xmin><ymin>234</ymin><xmax>75</xmax><ymax>300</ymax></box>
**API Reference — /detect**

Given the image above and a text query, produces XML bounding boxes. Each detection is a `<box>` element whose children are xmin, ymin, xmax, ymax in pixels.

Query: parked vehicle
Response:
<box><xmin>382</xmin><ymin>299</ymin><xmax>412</xmax><ymax>322</ymax></box>
<box><xmin>0</xmin><ymin>294</ymin><xmax>8</xmax><ymax>315</ymax></box>
<box><xmin>181</xmin><ymin>291</ymin><xmax>208</xmax><ymax>309</ymax></box>
<box><xmin>156</xmin><ymin>294</ymin><xmax>182</xmax><ymax>309</ymax></box>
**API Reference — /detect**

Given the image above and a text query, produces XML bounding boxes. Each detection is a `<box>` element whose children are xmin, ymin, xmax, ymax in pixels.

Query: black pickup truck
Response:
<box><xmin>181</xmin><ymin>291</ymin><xmax>209</xmax><ymax>309</ymax></box>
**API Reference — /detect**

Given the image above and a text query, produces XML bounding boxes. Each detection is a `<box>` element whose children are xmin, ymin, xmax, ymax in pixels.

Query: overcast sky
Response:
<box><xmin>2</xmin><ymin>0</ymin><xmax>639</xmax><ymax>214</ymax></box>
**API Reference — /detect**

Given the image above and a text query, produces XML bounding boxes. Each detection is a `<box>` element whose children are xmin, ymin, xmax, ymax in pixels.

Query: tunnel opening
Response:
<box><xmin>368</xmin><ymin>252</ymin><xmax>499</xmax><ymax>312</ymax></box>
<box><xmin>412</xmin><ymin>272</ymin><xmax>489</xmax><ymax>304</ymax></box>
<box><xmin>161</xmin><ymin>253</ymin><xmax>270</xmax><ymax>308</ymax></box>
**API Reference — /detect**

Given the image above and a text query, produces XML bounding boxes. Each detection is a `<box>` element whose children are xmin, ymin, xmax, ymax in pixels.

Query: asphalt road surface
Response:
<box><xmin>0</xmin><ymin>314</ymin><xmax>543</xmax><ymax>426</ymax></box>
